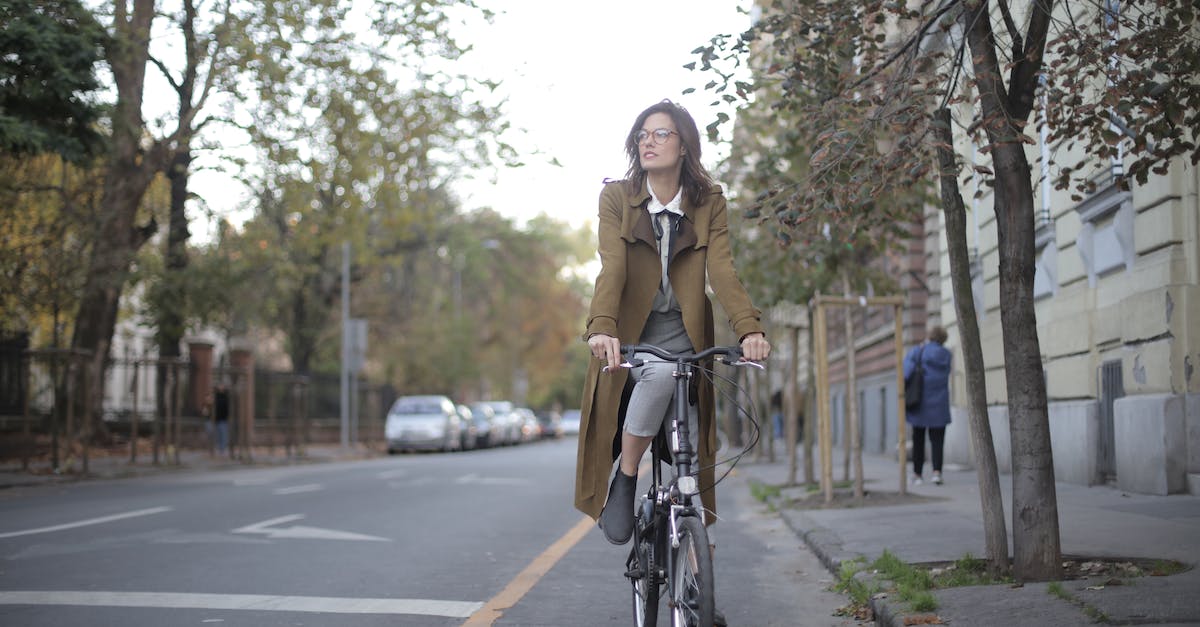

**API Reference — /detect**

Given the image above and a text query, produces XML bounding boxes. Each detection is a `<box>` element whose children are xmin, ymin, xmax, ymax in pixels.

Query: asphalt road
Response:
<box><xmin>0</xmin><ymin>438</ymin><xmax>851</xmax><ymax>626</ymax></box>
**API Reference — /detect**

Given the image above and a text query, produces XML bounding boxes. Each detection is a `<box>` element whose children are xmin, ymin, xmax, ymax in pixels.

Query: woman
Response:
<box><xmin>574</xmin><ymin>100</ymin><xmax>770</xmax><ymax>547</ymax></box>
<box><xmin>903</xmin><ymin>325</ymin><xmax>952</xmax><ymax>485</ymax></box>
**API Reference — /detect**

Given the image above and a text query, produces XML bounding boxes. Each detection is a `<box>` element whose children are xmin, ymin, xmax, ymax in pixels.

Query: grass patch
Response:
<box><xmin>1148</xmin><ymin>559</ymin><xmax>1188</xmax><ymax>577</ymax></box>
<box><xmin>869</xmin><ymin>550</ymin><xmax>938</xmax><ymax>612</ymax></box>
<box><xmin>1046</xmin><ymin>581</ymin><xmax>1070</xmax><ymax>600</ymax></box>
<box><xmin>932</xmin><ymin>553</ymin><xmax>1013</xmax><ymax>588</ymax></box>
<box><xmin>749</xmin><ymin>480</ymin><xmax>782</xmax><ymax>504</ymax></box>
<box><xmin>834</xmin><ymin>557</ymin><xmax>878</xmax><ymax>609</ymax></box>
<box><xmin>909</xmin><ymin>591</ymin><xmax>938</xmax><ymax>613</ymax></box>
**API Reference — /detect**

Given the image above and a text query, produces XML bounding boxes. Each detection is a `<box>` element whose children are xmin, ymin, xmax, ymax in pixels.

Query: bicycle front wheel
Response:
<box><xmin>670</xmin><ymin>516</ymin><xmax>714</xmax><ymax>627</ymax></box>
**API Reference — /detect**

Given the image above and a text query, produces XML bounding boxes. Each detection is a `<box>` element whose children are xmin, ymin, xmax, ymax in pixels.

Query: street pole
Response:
<box><xmin>340</xmin><ymin>240</ymin><xmax>350</xmax><ymax>448</ymax></box>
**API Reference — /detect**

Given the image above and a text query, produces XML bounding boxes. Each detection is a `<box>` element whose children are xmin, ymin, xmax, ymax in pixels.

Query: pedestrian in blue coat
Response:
<box><xmin>903</xmin><ymin>326</ymin><xmax>952</xmax><ymax>485</ymax></box>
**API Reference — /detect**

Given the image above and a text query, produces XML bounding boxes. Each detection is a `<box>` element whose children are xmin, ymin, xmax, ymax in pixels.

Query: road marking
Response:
<box><xmin>377</xmin><ymin>469</ymin><xmax>408</xmax><ymax>479</ymax></box>
<box><xmin>0</xmin><ymin>591</ymin><xmax>482</xmax><ymax>617</ymax></box>
<box><xmin>461</xmin><ymin>515</ymin><xmax>594</xmax><ymax>626</ymax></box>
<box><xmin>454</xmin><ymin>473</ymin><xmax>531</xmax><ymax>486</ymax></box>
<box><xmin>388</xmin><ymin>476</ymin><xmax>435</xmax><ymax>488</ymax></box>
<box><xmin>272</xmin><ymin>483</ymin><xmax>323</xmax><ymax>495</ymax></box>
<box><xmin>231</xmin><ymin>514</ymin><xmax>390</xmax><ymax>542</ymax></box>
<box><xmin>0</xmin><ymin>507</ymin><xmax>173</xmax><ymax>539</ymax></box>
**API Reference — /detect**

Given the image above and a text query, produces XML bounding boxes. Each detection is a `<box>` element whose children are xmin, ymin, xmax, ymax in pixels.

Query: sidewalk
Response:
<box><xmin>0</xmin><ymin>442</ymin><xmax>379</xmax><ymax>489</ymax></box>
<box><xmin>733</xmin><ymin>443</ymin><xmax>1200</xmax><ymax>626</ymax></box>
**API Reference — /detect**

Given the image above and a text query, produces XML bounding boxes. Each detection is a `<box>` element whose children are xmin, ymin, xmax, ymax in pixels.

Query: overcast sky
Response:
<box><xmin>187</xmin><ymin>0</ymin><xmax>754</xmax><ymax>238</ymax></box>
<box><xmin>449</xmin><ymin>0</ymin><xmax>754</xmax><ymax>230</ymax></box>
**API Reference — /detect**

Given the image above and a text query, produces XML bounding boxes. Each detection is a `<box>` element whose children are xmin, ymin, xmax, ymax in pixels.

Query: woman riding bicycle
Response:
<box><xmin>575</xmin><ymin>99</ymin><xmax>770</xmax><ymax>552</ymax></box>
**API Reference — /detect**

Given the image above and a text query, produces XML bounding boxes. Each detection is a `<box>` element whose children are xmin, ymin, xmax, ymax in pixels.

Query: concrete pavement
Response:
<box><xmin>733</xmin><ymin>442</ymin><xmax>1200</xmax><ymax>626</ymax></box>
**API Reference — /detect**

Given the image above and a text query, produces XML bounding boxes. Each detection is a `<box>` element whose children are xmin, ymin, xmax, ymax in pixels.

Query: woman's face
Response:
<box><xmin>636</xmin><ymin>112</ymin><xmax>684</xmax><ymax>175</ymax></box>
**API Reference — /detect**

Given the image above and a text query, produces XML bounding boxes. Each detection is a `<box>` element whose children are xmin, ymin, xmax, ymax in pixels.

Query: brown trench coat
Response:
<box><xmin>574</xmin><ymin>179</ymin><xmax>764</xmax><ymax>524</ymax></box>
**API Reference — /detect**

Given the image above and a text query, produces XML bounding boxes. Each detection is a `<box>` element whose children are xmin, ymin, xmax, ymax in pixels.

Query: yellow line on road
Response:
<box><xmin>461</xmin><ymin>515</ymin><xmax>594</xmax><ymax>626</ymax></box>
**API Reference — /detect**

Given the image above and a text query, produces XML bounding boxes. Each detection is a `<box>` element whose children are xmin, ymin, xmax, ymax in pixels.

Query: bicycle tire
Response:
<box><xmin>670</xmin><ymin>516</ymin><xmax>714</xmax><ymax>627</ymax></box>
<box><xmin>629</xmin><ymin>508</ymin><xmax>660</xmax><ymax>626</ymax></box>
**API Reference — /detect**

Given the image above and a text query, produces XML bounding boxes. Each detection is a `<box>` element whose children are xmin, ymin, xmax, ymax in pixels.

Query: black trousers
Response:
<box><xmin>911</xmin><ymin>426</ymin><xmax>945</xmax><ymax>476</ymax></box>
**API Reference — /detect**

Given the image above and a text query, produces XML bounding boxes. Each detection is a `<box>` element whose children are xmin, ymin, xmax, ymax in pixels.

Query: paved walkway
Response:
<box><xmin>733</xmin><ymin>442</ymin><xmax>1200</xmax><ymax>626</ymax></box>
<box><xmin>0</xmin><ymin>442</ymin><xmax>376</xmax><ymax>488</ymax></box>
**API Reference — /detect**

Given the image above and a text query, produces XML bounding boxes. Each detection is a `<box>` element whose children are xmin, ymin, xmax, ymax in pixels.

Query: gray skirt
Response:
<box><xmin>624</xmin><ymin>310</ymin><xmax>699</xmax><ymax>456</ymax></box>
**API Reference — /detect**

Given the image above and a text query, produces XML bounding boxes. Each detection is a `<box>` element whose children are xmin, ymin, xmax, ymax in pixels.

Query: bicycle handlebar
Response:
<box><xmin>617</xmin><ymin>344</ymin><xmax>764</xmax><ymax>370</ymax></box>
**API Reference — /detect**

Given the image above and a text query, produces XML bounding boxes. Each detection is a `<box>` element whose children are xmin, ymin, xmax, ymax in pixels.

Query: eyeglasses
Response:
<box><xmin>635</xmin><ymin>128</ymin><xmax>679</xmax><ymax>146</ymax></box>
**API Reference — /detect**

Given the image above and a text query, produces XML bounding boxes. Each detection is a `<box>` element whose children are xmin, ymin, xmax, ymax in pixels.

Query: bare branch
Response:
<box><xmin>1007</xmin><ymin>0</ymin><xmax>1055</xmax><ymax>120</ymax></box>
<box><xmin>996</xmin><ymin>0</ymin><xmax>1024</xmax><ymax>58</ymax></box>
<box><xmin>148</xmin><ymin>55</ymin><xmax>182</xmax><ymax>93</ymax></box>
<box><xmin>839</xmin><ymin>0</ymin><xmax>963</xmax><ymax>100</ymax></box>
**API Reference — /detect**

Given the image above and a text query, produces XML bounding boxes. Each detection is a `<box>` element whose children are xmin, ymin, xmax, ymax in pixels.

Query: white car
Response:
<box><xmin>560</xmin><ymin>409</ymin><xmax>581</xmax><ymax>435</ymax></box>
<box><xmin>385</xmin><ymin>395</ymin><xmax>462</xmax><ymax>453</ymax></box>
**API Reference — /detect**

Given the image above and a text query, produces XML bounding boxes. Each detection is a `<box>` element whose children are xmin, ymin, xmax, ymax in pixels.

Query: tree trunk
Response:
<box><xmin>933</xmin><ymin>107</ymin><xmax>1010</xmax><ymax>574</ymax></box>
<box><xmin>71</xmin><ymin>0</ymin><xmax>162</xmax><ymax>435</ymax></box>
<box><xmin>962</xmin><ymin>0</ymin><xmax>1061</xmax><ymax>581</ymax></box>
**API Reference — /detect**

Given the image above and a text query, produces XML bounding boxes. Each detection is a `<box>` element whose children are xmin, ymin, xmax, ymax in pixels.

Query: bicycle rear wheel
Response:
<box><xmin>670</xmin><ymin>516</ymin><xmax>713</xmax><ymax>627</ymax></box>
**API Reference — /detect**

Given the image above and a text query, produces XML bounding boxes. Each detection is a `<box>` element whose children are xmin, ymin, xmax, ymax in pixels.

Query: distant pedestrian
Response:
<box><xmin>903</xmin><ymin>326</ymin><xmax>952</xmax><ymax>485</ymax></box>
<box><xmin>212</xmin><ymin>382</ymin><xmax>231</xmax><ymax>455</ymax></box>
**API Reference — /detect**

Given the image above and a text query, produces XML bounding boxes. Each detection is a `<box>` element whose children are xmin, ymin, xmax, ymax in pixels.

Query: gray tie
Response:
<box><xmin>658</xmin><ymin>212</ymin><xmax>671</xmax><ymax>290</ymax></box>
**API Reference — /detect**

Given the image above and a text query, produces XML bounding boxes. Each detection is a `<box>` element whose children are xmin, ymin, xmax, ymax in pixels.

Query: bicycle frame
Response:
<box><xmin>620</xmin><ymin>344</ymin><xmax>761</xmax><ymax>627</ymax></box>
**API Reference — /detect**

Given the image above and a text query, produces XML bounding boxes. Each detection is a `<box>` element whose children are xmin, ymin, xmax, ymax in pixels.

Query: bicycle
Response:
<box><xmin>609</xmin><ymin>343</ymin><xmax>764</xmax><ymax>627</ymax></box>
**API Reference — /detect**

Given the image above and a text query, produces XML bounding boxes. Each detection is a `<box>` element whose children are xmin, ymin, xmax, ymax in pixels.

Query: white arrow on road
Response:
<box><xmin>231</xmin><ymin>515</ymin><xmax>390</xmax><ymax>542</ymax></box>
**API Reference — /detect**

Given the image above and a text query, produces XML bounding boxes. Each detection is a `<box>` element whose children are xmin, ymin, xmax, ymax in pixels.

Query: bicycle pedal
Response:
<box><xmin>624</xmin><ymin>567</ymin><xmax>645</xmax><ymax>579</ymax></box>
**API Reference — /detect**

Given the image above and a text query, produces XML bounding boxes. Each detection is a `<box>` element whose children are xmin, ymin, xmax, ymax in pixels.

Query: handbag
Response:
<box><xmin>904</xmin><ymin>344</ymin><xmax>926</xmax><ymax>411</ymax></box>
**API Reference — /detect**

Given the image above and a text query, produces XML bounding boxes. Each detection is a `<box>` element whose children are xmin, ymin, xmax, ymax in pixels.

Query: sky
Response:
<box><xmin>448</xmin><ymin>0</ymin><xmax>755</xmax><ymax>230</ymax></box>
<box><xmin>187</xmin><ymin>0</ymin><xmax>755</xmax><ymax>237</ymax></box>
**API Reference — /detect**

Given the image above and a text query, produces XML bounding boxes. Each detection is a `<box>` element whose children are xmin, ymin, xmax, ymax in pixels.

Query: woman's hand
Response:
<box><xmin>588</xmin><ymin>333</ymin><xmax>622</xmax><ymax>371</ymax></box>
<box><xmin>740</xmin><ymin>332</ymin><xmax>770</xmax><ymax>362</ymax></box>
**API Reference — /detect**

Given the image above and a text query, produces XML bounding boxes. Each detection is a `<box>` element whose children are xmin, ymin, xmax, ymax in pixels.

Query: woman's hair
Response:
<box><xmin>623</xmin><ymin>99</ymin><xmax>715</xmax><ymax>207</ymax></box>
<box><xmin>929</xmin><ymin>326</ymin><xmax>948</xmax><ymax>344</ymax></box>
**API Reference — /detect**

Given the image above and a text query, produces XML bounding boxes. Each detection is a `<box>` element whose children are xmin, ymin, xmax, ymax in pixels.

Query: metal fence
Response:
<box><xmin>0</xmin><ymin>349</ymin><xmax>396</xmax><ymax>472</ymax></box>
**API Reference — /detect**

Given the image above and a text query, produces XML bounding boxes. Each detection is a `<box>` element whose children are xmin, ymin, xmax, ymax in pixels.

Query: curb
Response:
<box><xmin>771</xmin><ymin>496</ymin><xmax>911</xmax><ymax>627</ymax></box>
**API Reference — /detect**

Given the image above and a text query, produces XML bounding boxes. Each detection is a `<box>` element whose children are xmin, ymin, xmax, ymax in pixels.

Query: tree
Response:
<box><xmin>694</xmin><ymin>19</ymin><xmax>922</xmax><ymax>488</ymax></box>
<box><xmin>63</xmin><ymin>0</ymin><xmax>506</xmax><ymax>433</ymax></box>
<box><xmin>696</xmin><ymin>0</ymin><xmax>1198</xmax><ymax>580</ymax></box>
<box><xmin>0</xmin><ymin>0</ymin><xmax>107</xmax><ymax>163</ymax></box>
<box><xmin>0</xmin><ymin>155</ymin><xmax>102</xmax><ymax>342</ymax></box>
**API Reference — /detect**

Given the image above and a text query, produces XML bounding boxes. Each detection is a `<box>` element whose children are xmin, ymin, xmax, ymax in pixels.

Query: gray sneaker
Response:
<box><xmin>932</xmin><ymin>473</ymin><xmax>943</xmax><ymax>485</ymax></box>
<box><xmin>911</xmin><ymin>475</ymin><xmax>924</xmax><ymax>486</ymax></box>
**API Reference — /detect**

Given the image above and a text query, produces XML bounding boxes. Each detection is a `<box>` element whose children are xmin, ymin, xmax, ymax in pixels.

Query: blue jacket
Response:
<box><xmin>903</xmin><ymin>341</ymin><xmax>952</xmax><ymax>428</ymax></box>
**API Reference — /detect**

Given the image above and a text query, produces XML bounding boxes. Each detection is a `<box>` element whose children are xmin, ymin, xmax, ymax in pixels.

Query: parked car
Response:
<box><xmin>536</xmin><ymin>410</ymin><xmax>564</xmax><ymax>439</ymax></box>
<box><xmin>560</xmin><ymin>409</ymin><xmax>581</xmax><ymax>435</ymax></box>
<box><xmin>384</xmin><ymin>395</ymin><xmax>462</xmax><ymax>453</ymax></box>
<box><xmin>468</xmin><ymin>402</ymin><xmax>498</xmax><ymax>448</ymax></box>
<box><xmin>476</xmin><ymin>400</ymin><xmax>520</xmax><ymax>445</ymax></box>
<box><xmin>515</xmin><ymin>407</ymin><xmax>540</xmax><ymax>442</ymax></box>
<box><xmin>456</xmin><ymin>404</ymin><xmax>478</xmax><ymax>451</ymax></box>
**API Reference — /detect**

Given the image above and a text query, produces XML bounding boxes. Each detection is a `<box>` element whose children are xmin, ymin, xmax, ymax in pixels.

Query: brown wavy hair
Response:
<box><xmin>623</xmin><ymin>99</ymin><xmax>716</xmax><ymax>207</ymax></box>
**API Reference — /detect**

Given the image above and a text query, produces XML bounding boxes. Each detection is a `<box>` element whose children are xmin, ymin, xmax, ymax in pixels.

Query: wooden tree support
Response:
<box><xmin>811</xmin><ymin>295</ymin><xmax>908</xmax><ymax>503</ymax></box>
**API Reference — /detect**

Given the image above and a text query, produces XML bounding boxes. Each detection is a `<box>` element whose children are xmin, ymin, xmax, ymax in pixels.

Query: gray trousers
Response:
<box><xmin>623</xmin><ymin>353</ymin><xmax>700</xmax><ymax>458</ymax></box>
